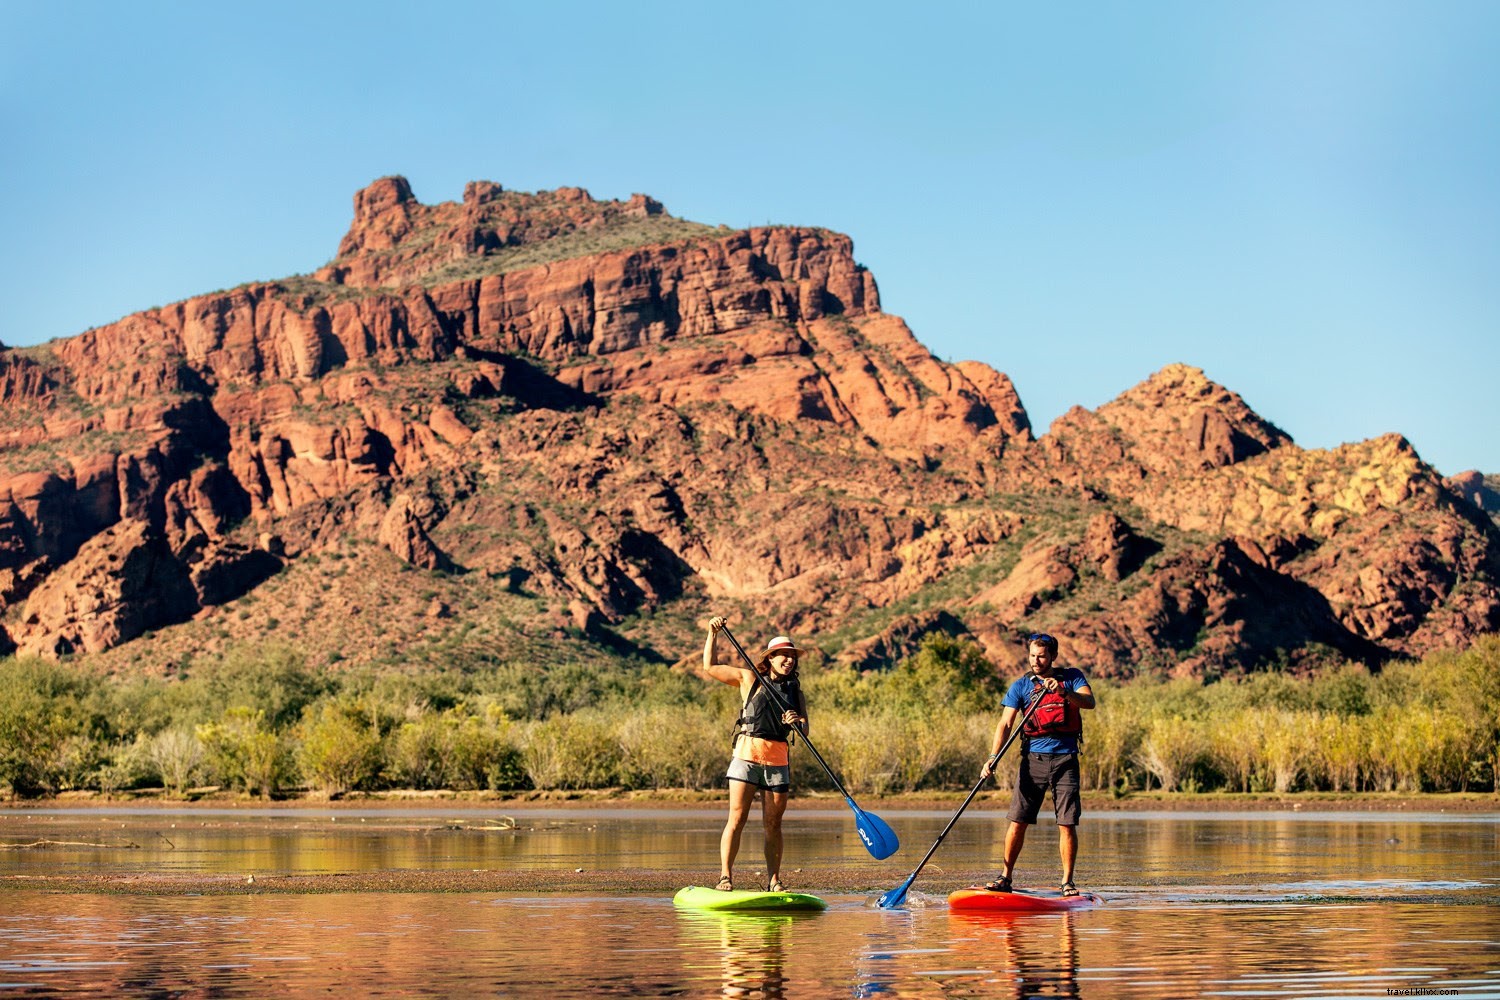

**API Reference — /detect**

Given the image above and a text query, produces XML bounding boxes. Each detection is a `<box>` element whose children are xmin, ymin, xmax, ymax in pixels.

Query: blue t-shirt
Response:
<box><xmin>1002</xmin><ymin>668</ymin><xmax>1090</xmax><ymax>754</ymax></box>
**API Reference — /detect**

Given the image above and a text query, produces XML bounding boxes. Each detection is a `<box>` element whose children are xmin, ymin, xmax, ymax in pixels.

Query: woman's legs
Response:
<box><xmin>761</xmin><ymin>789</ymin><xmax>789</xmax><ymax>886</ymax></box>
<box><xmin>720</xmin><ymin>779</ymin><xmax>756</xmax><ymax>883</ymax></box>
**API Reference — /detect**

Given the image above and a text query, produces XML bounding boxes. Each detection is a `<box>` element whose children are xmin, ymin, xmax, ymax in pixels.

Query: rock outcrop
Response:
<box><xmin>1447</xmin><ymin>470</ymin><xmax>1500</xmax><ymax>529</ymax></box>
<box><xmin>2</xmin><ymin>177</ymin><xmax>1495</xmax><ymax>678</ymax></box>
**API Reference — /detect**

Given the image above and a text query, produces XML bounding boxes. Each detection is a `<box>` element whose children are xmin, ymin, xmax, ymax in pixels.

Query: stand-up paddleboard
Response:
<box><xmin>948</xmin><ymin>887</ymin><xmax>1102</xmax><ymax>912</ymax></box>
<box><xmin>673</xmin><ymin>886</ymin><xmax>828</xmax><ymax>912</ymax></box>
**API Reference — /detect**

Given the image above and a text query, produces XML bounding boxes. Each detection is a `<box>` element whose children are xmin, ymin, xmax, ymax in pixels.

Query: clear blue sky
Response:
<box><xmin>3</xmin><ymin>1</ymin><xmax>1496</xmax><ymax>475</ymax></box>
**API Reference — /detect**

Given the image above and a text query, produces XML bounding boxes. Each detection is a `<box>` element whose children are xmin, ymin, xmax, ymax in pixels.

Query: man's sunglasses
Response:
<box><xmin>1027</xmin><ymin>633</ymin><xmax>1055</xmax><ymax>645</ymax></box>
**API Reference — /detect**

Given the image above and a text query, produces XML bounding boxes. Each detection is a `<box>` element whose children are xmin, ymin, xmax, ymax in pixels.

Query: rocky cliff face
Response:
<box><xmin>1447</xmin><ymin>471</ymin><xmax>1500</xmax><ymax>530</ymax></box>
<box><xmin>1</xmin><ymin>177</ymin><xmax>1495</xmax><ymax>676</ymax></box>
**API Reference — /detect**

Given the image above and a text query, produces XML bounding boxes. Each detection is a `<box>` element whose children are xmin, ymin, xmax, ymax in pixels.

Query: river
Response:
<box><xmin>2</xmin><ymin>805</ymin><xmax>1496</xmax><ymax>997</ymax></box>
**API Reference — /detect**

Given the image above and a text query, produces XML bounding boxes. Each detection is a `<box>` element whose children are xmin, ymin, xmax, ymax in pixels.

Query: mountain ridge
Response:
<box><xmin>1</xmin><ymin>176</ymin><xmax>1495</xmax><ymax>678</ymax></box>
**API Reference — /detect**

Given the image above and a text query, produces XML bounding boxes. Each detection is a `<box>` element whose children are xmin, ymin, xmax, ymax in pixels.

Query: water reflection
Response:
<box><xmin>2</xmin><ymin>809</ymin><xmax>1497</xmax><ymax>997</ymax></box>
<box><xmin>945</xmin><ymin>911</ymin><xmax>1082</xmax><ymax>999</ymax></box>
<box><xmin>675</xmin><ymin>911</ymin><xmax>813</xmax><ymax>998</ymax></box>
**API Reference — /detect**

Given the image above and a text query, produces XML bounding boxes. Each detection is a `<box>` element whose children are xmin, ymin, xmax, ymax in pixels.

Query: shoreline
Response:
<box><xmin>5</xmin><ymin>790</ymin><xmax>1496</xmax><ymax>899</ymax></box>
<box><xmin>1</xmin><ymin>867</ymin><xmax>913</xmax><ymax>897</ymax></box>
<box><xmin>5</xmin><ymin>787</ymin><xmax>1498</xmax><ymax>813</ymax></box>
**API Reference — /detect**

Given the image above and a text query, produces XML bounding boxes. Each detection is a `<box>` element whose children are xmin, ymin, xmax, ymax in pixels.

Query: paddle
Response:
<box><xmin>877</xmin><ymin>686</ymin><xmax>1045</xmax><ymax>908</ymax></box>
<box><xmin>718</xmin><ymin>624</ymin><xmax>900</xmax><ymax>861</ymax></box>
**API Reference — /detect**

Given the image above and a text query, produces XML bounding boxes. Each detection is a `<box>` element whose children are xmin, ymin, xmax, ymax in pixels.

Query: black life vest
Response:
<box><xmin>736</xmin><ymin>672</ymin><xmax>803</xmax><ymax>743</ymax></box>
<box><xmin>1021</xmin><ymin>674</ymin><xmax>1083</xmax><ymax>738</ymax></box>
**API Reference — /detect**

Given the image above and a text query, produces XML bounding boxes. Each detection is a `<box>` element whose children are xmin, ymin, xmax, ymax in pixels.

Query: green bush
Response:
<box><xmin>449</xmin><ymin>707</ymin><xmax>527</xmax><ymax>791</ymax></box>
<box><xmin>298</xmin><ymin>701</ymin><xmax>383</xmax><ymax>796</ymax></box>
<box><xmin>813</xmin><ymin>710</ymin><xmax>988</xmax><ymax>795</ymax></box>
<box><xmin>1260</xmin><ymin>710</ymin><xmax>1314</xmax><ymax>792</ymax></box>
<box><xmin>881</xmin><ymin>635</ymin><xmax>1007</xmax><ymax>715</ymax></box>
<box><xmin>616</xmin><ymin>705</ymin><xmax>724</xmax><ymax>790</ymax></box>
<box><xmin>1</xmin><ymin>633</ymin><xmax>1496</xmax><ymax>797</ymax></box>
<box><xmin>149</xmin><ymin>728</ymin><xmax>205</xmax><ymax>797</ymax></box>
<box><xmin>94</xmin><ymin>736</ymin><xmax>152</xmax><ymax>795</ymax></box>
<box><xmin>1078</xmin><ymin>688</ymin><xmax>1144</xmax><ymax>792</ymax></box>
<box><xmin>521</xmin><ymin>712</ymin><xmax>622</xmax><ymax>790</ymax></box>
<box><xmin>383</xmin><ymin>704</ymin><xmax>527</xmax><ymax>791</ymax></box>
<box><xmin>197</xmin><ymin>708</ymin><xmax>296</xmax><ymax>799</ymax></box>
<box><xmin>1134</xmin><ymin>715</ymin><xmax>1206</xmax><ymax>792</ymax></box>
<box><xmin>0</xmin><ymin>659</ymin><xmax>95</xmax><ymax>796</ymax></box>
<box><xmin>387</xmin><ymin>713</ymin><xmax>451</xmax><ymax>790</ymax></box>
<box><xmin>198</xmin><ymin>646</ymin><xmax>331</xmax><ymax>729</ymax></box>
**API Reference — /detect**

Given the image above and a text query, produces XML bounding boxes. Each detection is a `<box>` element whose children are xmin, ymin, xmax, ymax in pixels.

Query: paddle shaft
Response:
<box><xmin>717</xmin><ymin>625</ymin><xmax>854</xmax><ymax>803</ymax></box>
<box><xmin>882</xmin><ymin>687</ymin><xmax>1045</xmax><ymax>905</ymax></box>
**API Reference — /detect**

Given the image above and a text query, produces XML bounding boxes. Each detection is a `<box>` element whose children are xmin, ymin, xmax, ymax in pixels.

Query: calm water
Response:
<box><xmin>2</xmin><ymin>806</ymin><xmax>1497</xmax><ymax>998</ymax></box>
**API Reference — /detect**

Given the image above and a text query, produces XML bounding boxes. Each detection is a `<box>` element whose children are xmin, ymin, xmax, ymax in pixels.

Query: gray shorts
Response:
<box><xmin>1008</xmin><ymin>752</ymin><xmax>1082</xmax><ymax>825</ymax></box>
<box><xmin>726</xmin><ymin>758</ymin><xmax>791</xmax><ymax>792</ymax></box>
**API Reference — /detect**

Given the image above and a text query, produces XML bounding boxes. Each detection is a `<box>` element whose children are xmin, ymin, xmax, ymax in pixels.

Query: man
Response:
<box><xmin>979</xmin><ymin>632</ymin><xmax>1095</xmax><ymax>896</ymax></box>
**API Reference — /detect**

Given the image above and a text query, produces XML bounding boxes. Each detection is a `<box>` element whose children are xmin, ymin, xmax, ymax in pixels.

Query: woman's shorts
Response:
<box><xmin>1007</xmin><ymin>751</ymin><xmax>1082</xmax><ymax>825</ymax></box>
<box><xmin>727</xmin><ymin>757</ymin><xmax>791</xmax><ymax>792</ymax></box>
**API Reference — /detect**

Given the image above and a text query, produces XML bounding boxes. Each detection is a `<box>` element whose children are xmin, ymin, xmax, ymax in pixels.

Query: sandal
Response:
<box><xmin>768</xmin><ymin>878</ymin><xmax>786</xmax><ymax>893</ymax></box>
<box><xmin>715</xmin><ymin>876</ymin><xmax>733</xmax><ymax>892</ymax></box>
<box><xmin>983</xmin><ymin>875</ymin><xmax>1013</xmax><ymax>893</ymax></box>
<box><xmin>1060</xmin><ymin>881</ymin><xmax>1079</xmax><ymax>897</ymax></box>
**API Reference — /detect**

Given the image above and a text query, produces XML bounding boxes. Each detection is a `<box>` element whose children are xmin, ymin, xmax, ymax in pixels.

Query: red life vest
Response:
<box><xmin>1021</xmin><ymin>678</ymin><xmax>1082</xmax><ymax>737</ymax></box>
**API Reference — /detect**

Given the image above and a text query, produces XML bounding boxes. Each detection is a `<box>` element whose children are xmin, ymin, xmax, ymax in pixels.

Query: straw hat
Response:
<box><xmin>755</xmin><ymin>635</ymin><xmax>803</xmax><ymax>666</ymax></box>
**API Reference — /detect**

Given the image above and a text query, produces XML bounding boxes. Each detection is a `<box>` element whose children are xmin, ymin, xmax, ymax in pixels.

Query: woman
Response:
<box><xmin>698</xmin><ymin>615</ymin><xmax>808</xmax><ymax>892</ymax></box>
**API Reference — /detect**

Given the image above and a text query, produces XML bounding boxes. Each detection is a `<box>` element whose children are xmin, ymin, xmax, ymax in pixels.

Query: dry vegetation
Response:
<box><xmin>4</xmin><ymin>633</ymin><xmax>1496</xmax><ymax>802</ymax></box>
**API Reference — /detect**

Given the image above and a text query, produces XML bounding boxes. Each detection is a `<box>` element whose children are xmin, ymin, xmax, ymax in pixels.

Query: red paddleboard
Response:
<box><xmin>948</xmin><ymin>887</ymin><xmax>1102</xmax><ymax>912</ymax></box>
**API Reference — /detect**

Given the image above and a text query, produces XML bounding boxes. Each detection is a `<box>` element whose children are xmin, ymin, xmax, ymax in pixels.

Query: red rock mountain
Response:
<box><xmin>2</xmin><ymin>176</ymin><xmax>1496</xmax><ymax>678</ymax></box>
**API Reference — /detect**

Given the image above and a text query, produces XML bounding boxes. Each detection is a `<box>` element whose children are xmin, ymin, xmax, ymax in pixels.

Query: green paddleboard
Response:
<box><xmin>673</xmin><ymin>885</ymin><xmax>828</xmax><ymax>911</ymax></box>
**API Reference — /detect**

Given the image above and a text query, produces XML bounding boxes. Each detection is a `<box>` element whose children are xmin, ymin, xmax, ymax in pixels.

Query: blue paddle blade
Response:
<box><xmin>852</xmin><ymin>804</ymin><xmax>900</xmax><ymax>860</ymax></box>
<box><xmin>877</xmin><ymin>876</ymin><xmax>915</xmax><ymax>909</ymax></box>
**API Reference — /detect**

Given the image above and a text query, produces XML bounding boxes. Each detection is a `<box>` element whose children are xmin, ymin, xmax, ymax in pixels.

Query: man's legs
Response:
<box><xmin>1058</xmin><ymin>823</ymin><xmax>1077</xmax><ymax>886</ymax></box>
<box><xmin>1053</xmin><ymin>753</ymin><xmax>1082</xmax><ymax>888</ymax></box>
<box><xmin>1001</xmin><ymin>820</ymin><xmax>1029</xmax><ymax>878</ymax></box>
<box><xmin>997</xmin><ymin>751</ymin><xmax>1045</xmax><ymax>887</ymax></box>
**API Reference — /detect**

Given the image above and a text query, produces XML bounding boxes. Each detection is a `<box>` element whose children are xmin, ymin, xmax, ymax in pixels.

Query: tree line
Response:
<box><xmin>1</xmin><ymin>634</ymin><xmax>1495</xmax><ymax>799</ymax></box>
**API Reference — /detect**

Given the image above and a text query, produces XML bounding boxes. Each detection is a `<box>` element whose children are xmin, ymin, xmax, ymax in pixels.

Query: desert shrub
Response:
<box><xmin>1131</xmin><ymin>678</ymin><xmax>1213</xmax><ymax>720</ymax></box>
<box><xmin>449</xmin><ymin>706</ymin><xmax>527</xmax><ymax>791</ymax></box>
<box><xmin>816</xmin><ymin>709</ymin><xmax>987</xmax><ymax>795</ymax></box>
<box><xmin>1306</xmin><ymin>663</ymin><xmax>1376</xmax><ymax>716</ymax></box>
<box><xmin>1311</xmin><ymin>712</ymin><xmax>1367</xmax><ymax>791</ymax></box>
<box><xmin>1078</xmin><ymin>689</ymin><xmax>1144</xmax><ymax>792</ymax></box>
<box><xmin>485</xmin><ymin>661</ymin><xmax>635</xmax><ymax>719</ymax></box>
<box><xmin>94</xmin><ymin>736</ymin><xmax>152</xmax><ymax>795</ymax></box>
<box><xmin>3</xmin><ymin>633</ymin><xmax>1496</xmax><ymax>797</ymax></box>
<box><xmin>42</xmin><ymin>733</ymin><xmax>107</xmax><ymax>792</ymax></box>
<box><xmin>383</xmin><ymin>703</ymin><xmax>526</xmax><ymax>791</ymax></box>
<box><xmin>198</xmin><ymin>645</ymin><xmax>331</xmax><ymax>729</ymax></box>
<box><xmin>1134</xmin><ymin>715</ymin><xmax>1206</xmax><ymax>792</ymax></box>
<box><xmin>626</xmin><ymin>664</ymin><xmax>704</xmax><ymax>711</ymax></box>
<box><xmin>802</xmin><ymin>662</ymin><xmax>877</xmax><ymax>714</ymax></box>
<box><xmin>880</xmin><ymin>635</ymin><xmax>1008</xmax><ymax>716</ymax></box>
<box><xmin>105</xmin><ymin>673</ymin><xmax>199</xmax><ymax>735</ymax></box>
<box><xmin>1401</xmin><ymin>708</ymin><xmax>1487</xmax><ymax>792</ymax></box>
<box><xmin>0</xmin><ymin>659</ymin><xmax>94</xmax><ymax>796</ymax></box>
<box><xmin>298</xmin><ymin>701</ymin><xmax>383</xmax><ymax>796</ymax></box>
<box><xmin>815</xmin><ymin>712</ymin><xmax>897</xmax><ymax>796</ymax></box>
<box><xmin>616</xmin><ymin>705</ymin><xmax>725</xmax><ymax>790</ymax></box>
<box><xmin>1204</xmin><ymin>710</ymin><xmax>1262</xmax><ymax>794</ymax></box>
<box><xmin>197</xmin><ymin>708</ymin><xmax>296</xmax><ymax>799</ymax></box>
<box><xmin>386</xmin><ymin>713</ymin><xmax>451</xmax><ymax>790</ymax></box>
<box><xmin>149</xmin><ymin>727</ymin><xmax>206</xmax><ymax>797</ymax></box>
<box><xmin>903</xmin><ymin>712</ymin><xmax>993</xmax><ymax>790</ymax></box>
<box><xmin>1260</xmin><ymin>710</ymin><xmax>1316</xmax><ymax>792</ymax></box>
<box><xmin>1365</xmin><ymin>703</ymin><xmax>1429</xmax><ymax>792</ymax></box>
<box><xmin>520</xmin><ymin>712</ymin><xmax>622</xmax><ymax>790</ymax></box>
